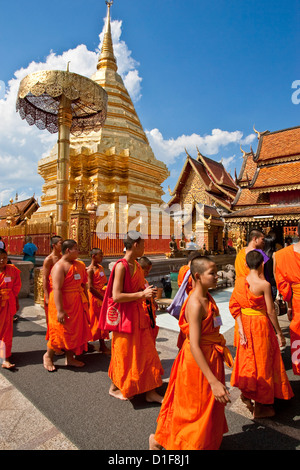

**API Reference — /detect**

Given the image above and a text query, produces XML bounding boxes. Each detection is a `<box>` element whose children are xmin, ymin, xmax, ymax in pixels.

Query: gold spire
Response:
<box><xmin>97</xmin><ymin>1</ymin><xmax>118</xmax><ymax>72</ymax></box>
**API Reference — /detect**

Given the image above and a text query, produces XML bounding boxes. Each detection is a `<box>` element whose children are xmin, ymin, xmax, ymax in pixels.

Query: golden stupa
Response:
<box><xmin>32</xmin><ymin>2</ymin><xmax>169</xmax><ymax>247</ymax></box>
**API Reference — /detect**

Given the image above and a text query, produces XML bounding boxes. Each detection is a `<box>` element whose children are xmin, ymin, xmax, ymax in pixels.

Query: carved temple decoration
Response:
<box><xmin>167</xmin><ymin>151</ymin><xmax>238</xmax><ymax>253</ymax></box>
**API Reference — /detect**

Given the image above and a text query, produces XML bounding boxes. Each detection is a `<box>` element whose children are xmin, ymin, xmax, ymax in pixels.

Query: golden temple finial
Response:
<box><xmin>97</xmin><ymin>0</ymin><xmax>117</xmax><ymax>72</ymax></box>
<box><xmin>253</xmin><ymin>124</ymin><xmax>261</xmax><ymax>140</ymax></box>
<box><xmin>240</xmin><ymin>144</ymin><xmax>246</xmax><ymax>157</ymax></box>
<box><xmin>234</xmin><ymin>168</ymin><xmax>238</xmax><ymax>182</ymax></box>
<box><xmin>184</xmin><ymin>147</ymin><xmax>191</xmax><ymax>158</ymax></box>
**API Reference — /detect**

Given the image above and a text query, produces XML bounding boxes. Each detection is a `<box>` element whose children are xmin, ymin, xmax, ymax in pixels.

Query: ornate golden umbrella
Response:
<box><xmin>16</xmin><ymin>69</ymin><xmax>108</xmax><ymax>239</ymax></box>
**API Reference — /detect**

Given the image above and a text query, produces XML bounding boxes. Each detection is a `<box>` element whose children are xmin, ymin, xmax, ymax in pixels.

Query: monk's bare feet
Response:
<box><xmin>54</xmin><ymin>349</ymin><xmax>65</xmax><ymax>356</ymax></box>
<box><xmin>149</xmin><ymin>434</ymin><xmax>163</xmax><ymax>450</ymax></box>
<box><xmin>146</xmin><ymin>389</ymin><xmax>164</xmax><ymax>404</ymax></box>
<box><xmin>65</xmin><ymin>352</ymin><xmax>84</xmax><ymax>367</ymax></box>
<box><xmin>253</xmin><ymin>402</ymin><xmax>275</xmax><ymax>419</ymax></box>
<box><xmin>109</xmin><ymin>383</ymin><xmax>129</xmax><ymax>401</ymax></box>
<box><xmin>2</xmin><ymin>360</ymin><xmax>16</xmax><ymax>370</ymax></box>
<box><xmin>240</xmin><ymin>393</ymin><xmax>254</xmax><ymax>413</ymax></box>
<box><xmin>43</xmin><ymin>353</ymin><xmax>56</xmax><ymax>372</ymax></box>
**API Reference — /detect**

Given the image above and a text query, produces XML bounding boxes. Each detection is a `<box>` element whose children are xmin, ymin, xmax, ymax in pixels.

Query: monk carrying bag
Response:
<box><xmin>98</xmin><ymin>259</ymin><xmax>135</xmax><ymax>334</ymax></box>
<box><xmin>167</xmin><ymin>269</ymin><xmax>190</xmax><ymax>319</ymax></box>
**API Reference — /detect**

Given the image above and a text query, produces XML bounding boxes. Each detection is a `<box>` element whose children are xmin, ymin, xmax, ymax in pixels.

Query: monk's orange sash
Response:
<box><xmin>292</xmin><ymin>283</ymin><xmax>300</xmax><ymax>297</ymax></box>
<box><xmin>200</xmin><ymin>331</ymin><xmax>233</xmax><ymax>368</ymax></box>
<box><xmin>0</xmin><ymin>288</ymin><xmax>12</xmax><ymax>307</ymax></box>
<box><xmin>62</xmin><ymin>287</ymin><xmax>88</xmax><ymax>304</ymax></box>
<box><xmin>241</xmin><ymin>307</ymin><xmax>266</xmax><ymax>316</ymax></box>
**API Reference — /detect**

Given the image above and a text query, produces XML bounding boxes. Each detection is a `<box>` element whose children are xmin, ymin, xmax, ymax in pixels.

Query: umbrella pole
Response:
<box><xmin>56</xmin><ymin>95</ymin><xmax>72</xmax><ymax>240</ymax></box>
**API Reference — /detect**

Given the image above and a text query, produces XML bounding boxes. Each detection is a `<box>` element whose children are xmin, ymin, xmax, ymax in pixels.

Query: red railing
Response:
<box><xmin>91</xmin><ymin>232</ymin><xmax>177</xmax><ymax>256</ymax></box>
<box><xmin>1</xmin><ymin>230</ymin><xmax>179</xmax><ymax>258</ymax></box>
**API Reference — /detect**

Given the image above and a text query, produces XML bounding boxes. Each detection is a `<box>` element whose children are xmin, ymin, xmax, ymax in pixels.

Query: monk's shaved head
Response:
<box><xmin>190</xmin><ymin>256</ymin><xmax>214</xmax><ymax>280</ymax></box>
<box><xmin>249</xmin><ymin>229</ymin><xmax>264</xmax><ymax>241</ymax></box>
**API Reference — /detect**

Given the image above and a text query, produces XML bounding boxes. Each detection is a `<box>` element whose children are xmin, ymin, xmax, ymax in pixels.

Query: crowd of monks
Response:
<box><xmin>0</xmin><ymin>224</ymin><xmax>300</xmax><ymax>450</ymax></box>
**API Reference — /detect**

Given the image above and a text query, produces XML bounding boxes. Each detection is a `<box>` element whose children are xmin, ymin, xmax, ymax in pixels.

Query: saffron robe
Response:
<box><xmin>47</xmin><ymin>260</ymin><xmax>92</xmax><ymax>356</ymax></box>
<box><xmin>88</xmin><ymin>265</ymin><xmax>109</xmax><ymax>341</ymax></box>
<box><xmin>44</xmin><ymin>263</ymin><xmax>54</xmax><ymax>339</ymax></box>
<box><xmin>229</xmin><ymin>277</ymin><xmax>294</xmax><ymax>403</ymax></box>
<box><xmin>154</xmin><ymin>292</ymin><xmax>232</xmax><ymax>450</ymax></box>
<box><xmin>234</xmin><ymin>248</ymin><xmax>269</xmax><ymax>346</ymax></box>
<box><xmin>108</xmin><ymin>261</ymin><xmax>164</xmax><ymax>398</ymax></box>
<box><xmin>0</xmin><ymin>264</ymin><xmax>21</xmax><ymax>358</ymax></box>
<box><xmin>177</xmin><ymin>265</ymin><xmax>193</xmax><ymax>293</ymax></box>
<box><xmin>275</xmin><ymin>245</ymin><xmax>300</xmax><ymax>375</ymax></box>
<box><xmin>235</xmin><ymin>248</ymin><xmax>269</xmax><ymax>278</ymax></box>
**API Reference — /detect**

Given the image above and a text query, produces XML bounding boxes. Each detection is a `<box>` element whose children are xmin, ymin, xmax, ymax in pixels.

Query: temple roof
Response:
<box><xmin>196</xmin><ymin>151</ymin><xmax>237</xmax><ymax>192</ymax></box>
<box><xmin>254</xmin><ymin>126</ymin><xmax>300</xmax><ymax>164</ymax></box>
<box><xmin>0</xmin><ymin>196</ymin><xmax>39</xmax><ymax>227</ymax></box>
<box><xmin>232</xmin><ymin>125</ymin><xmax>300</xmax><ymax>209</ymax></box>
<box><xmin>235</xmin><ymin>148</ymin><xmax>257</xmax><ymax>187</ymax></box>
<box><xmin>232</xmin><ymin>187</ymin><xmax>267</xmax><ymax>208</ymax></box>
<box><xmin>250</xmin><ymin>160</ymin><xmax>300</xmax><ymax>192</ymax></box>
<box><xmin>168</xmin><ymin>152</ymin><xmax>238</xmax><ymax>210</ymax></box>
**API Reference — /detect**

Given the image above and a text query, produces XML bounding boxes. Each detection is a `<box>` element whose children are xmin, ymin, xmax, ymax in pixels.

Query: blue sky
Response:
<box><xmin>0</xmin><ymin>0</ymin><xmax>299</xmax><ymax>205</ymax></box>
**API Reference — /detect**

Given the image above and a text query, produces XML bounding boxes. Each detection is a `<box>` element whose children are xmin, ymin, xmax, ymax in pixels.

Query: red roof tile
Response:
<box><xmin>251</xmin><ymin>160</ymin><xmax>300</xmax><ymax>190</ymax></box>
<box><xmin>256</xmin><ymin>126</ymin><xmax>300</xmax><ymax>163</ymax></box>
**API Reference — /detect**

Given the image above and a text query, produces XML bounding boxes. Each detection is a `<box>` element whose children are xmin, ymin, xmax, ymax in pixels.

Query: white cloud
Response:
<box><xmin>0</xmin><ymin>19</ymin><xmax>142</xmax><ymax>206</ymax></box>
<box><xmin>0</xmin><ymin>14</ymin><xmax>255</xmax><ymax>208</ymax></box>
<box><xmin>146</xmin><ymin>128</ymin><xmax>255</xmax><ymax>165</ymax></box>
<box><xmin>219</xmin><ymin>155</ymin><xmax>236</xmax><ymax>170</ymax></box>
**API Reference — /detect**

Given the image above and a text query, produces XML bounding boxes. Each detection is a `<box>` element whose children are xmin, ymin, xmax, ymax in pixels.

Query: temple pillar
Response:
<box><xmin>56</xmin><ymin>95</ymin><xmax>72</xmax><ymax>240</ymax></box>
<box><xmin>69</xmin><ymin>209</ymin><xmax>91</xmax><ymax>256</ymax></box>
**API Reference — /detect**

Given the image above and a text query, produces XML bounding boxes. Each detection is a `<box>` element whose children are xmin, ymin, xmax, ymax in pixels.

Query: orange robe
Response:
<box><xmin>229</xmin><ymin>277</ymin><xmax>294</xmax><ymax>403</ymax></box>
<box><xmin>108</xmin><ymin>262</ymin><xmax>163</xmax><ymax>398</ymax></box>
<box><xmin>44</xmin><ymin>263</ymin><xmax>54</xmax><ymax>340</ymax></box>
<box><xmin>177</xmin><ymin>264</ymin><xmax>193</xmax><ymax>293</ymax></box>
<box><xmin>154</xmin><ymin>292</ymin><xmax>232</xmax><ymax>450</ymax></box>
<box><xmin>88</xmin><ymin>265</ymin><xmax>109</xmax><ymax>341</ymax></box>
<box><xmin>275</xmin><ymin>245</ymin><xmax>300</xmax><ymax>375</ymax></box>
<box><xmin>47</xmin><ymin>260</ymin><xmax>92</xmax><ymax>356</ymax></box>
<box><xmin>0</xmin><ymin>264</ymin><xmax>21</xmax><ymax>358</ymax></box>
<box><xmin>235</xmin><ymin>248</ymin><xmax>249</xmax><ymax>278</ymax></box>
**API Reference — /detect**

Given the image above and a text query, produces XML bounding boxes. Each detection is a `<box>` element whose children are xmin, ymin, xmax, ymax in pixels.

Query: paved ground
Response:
<box><xmin>0</xmin><ymin>288</ymin><xmax>299</xmax><ymax>452</ymax></box>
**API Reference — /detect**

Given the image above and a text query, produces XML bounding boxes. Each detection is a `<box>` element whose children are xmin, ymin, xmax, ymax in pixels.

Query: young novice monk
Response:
<box><xmin>87</xmin><ymin>248</ymin><xmax>110</xmax><ymax>354</ymax></box>
<box><xmin>138</xmin><ymin>256</ymin><xmax>159</xmax><ymax>344</ymax></box>
<box><xmin>150</xmin><ymin>256</ymin><xmax>232</xmax><ymax>450</ymax></box>
<box><xmin>0</xmin><ymin>249</ymin><xmax>21</xmax><ymax>369</ymax></box>
<box><xmin>100</xmin><ymin>231</ymin><xmax>164</xmax><ymax>403</ymax></box>
<box><xmin>42</xmin><ymin>235</ymin><xmax>63</xmax><ymax>325</ymax></box>
<box><xmin>229</xmin><ymin>250</ymin><xmax>294</xmax><ymax>418</ymax></box>
<box><xmin>43</xmin><ymin>240</ymin><xmax>92</xmax><ymax>371</ymax></box>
